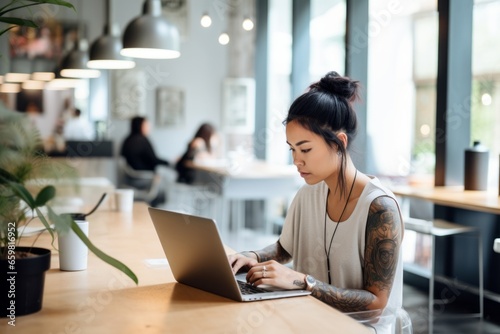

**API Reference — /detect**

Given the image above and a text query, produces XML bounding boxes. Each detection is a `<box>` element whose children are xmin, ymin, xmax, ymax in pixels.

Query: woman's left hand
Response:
<box><xmin>246</xmin><ymin>260</ymin><xmax>306</xmax><ymax>290</ymax></box>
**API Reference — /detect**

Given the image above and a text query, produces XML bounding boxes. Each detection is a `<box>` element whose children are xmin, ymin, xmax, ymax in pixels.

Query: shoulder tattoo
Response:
<box><xmin>364</xmin><ymin>196</ymin><xmax>402</xmax><ymax>291</ymax></box>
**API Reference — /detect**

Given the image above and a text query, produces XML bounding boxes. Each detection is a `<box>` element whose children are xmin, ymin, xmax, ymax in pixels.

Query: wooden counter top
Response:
<box><xmin>391</xmin><ymin>185</ymin><xmax>500</xmax><ymax>215</ymax></box>
<box><xmin>3</xmin><ymin>202</ymin><xmax>371</xmax><ymax>333</ymax></box>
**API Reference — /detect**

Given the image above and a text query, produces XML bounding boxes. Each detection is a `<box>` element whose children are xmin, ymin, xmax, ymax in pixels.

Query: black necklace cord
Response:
<box><xmin>324</xmin><ymin>169</ymin><xmax>358</xmax><ymax>285</ymax></box>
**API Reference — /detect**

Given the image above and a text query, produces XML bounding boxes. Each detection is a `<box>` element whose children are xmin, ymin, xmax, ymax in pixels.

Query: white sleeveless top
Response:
<box><xmin>279</xmin><ymin>177</ymin><xmax>403</xmax><ymax>329</ymax></box>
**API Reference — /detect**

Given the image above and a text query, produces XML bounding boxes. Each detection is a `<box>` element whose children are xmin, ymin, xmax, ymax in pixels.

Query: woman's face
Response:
<box><xmin>141</xmin><ymin>120</ymin><xmax>150</xmax><ymax>135</ymax></box>
<box><xmin>286</xmin><ymin>120</ymin><xmax>340</xmax><ymax>185</ymax></box>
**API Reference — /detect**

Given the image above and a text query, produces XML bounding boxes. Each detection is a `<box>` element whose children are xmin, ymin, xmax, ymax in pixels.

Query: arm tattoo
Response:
<box><xmin>293</xmin><ymin>280</ymin><xmax>306</xmax><ymax>289</ymax></box>
<box><xmin>364</xmin><ymin>196</ymin><xmax>402</xmax><ymax>292</ymax></box>
<box><xmin>307</xmin><ymin>196</ymin><xmax>402</xmax><ymax>312</ymax></box>
<box><xmin>312</xmin><ymin>282</ymin><xmax>375</xmax><ymax>312</ymax></box>
<box><xmin>255</xmin><ymin>241</ymin><xmax>292</xmax><ymax>264</ymax></box>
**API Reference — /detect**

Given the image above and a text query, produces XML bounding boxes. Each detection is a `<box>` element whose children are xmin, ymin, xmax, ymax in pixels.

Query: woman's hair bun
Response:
<box><xmin>312</xmin><ymin>71</ymin><xmax>359</xmax><ymax>102</ymax></box>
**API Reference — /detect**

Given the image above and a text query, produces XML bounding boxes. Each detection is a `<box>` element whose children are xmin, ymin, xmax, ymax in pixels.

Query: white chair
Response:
<box><xmin>345</xmin><ymin>308</ymin><xmax>413</xmax><ymax>334</ymax></box>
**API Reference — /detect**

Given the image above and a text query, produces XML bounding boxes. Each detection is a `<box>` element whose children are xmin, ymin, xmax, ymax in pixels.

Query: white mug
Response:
<box><xmin>114</xmin><ymin>189</ymin><xmax>134</xmax><ymax>212</ymax></box>
<box><xmin>58</xmin><ymin>220</ymin><xmax>89</xmax><ymax>271</ymax></box>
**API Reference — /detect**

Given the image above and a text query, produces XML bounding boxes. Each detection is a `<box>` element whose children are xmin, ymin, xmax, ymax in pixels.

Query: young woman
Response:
<box><xmin>175</xmin><ymin>122</ymin><xmax>218</xmax><ymax>184</ymax></box>
<box><xmin>229</xmin><ymin>72</ymin><xmax>404</xmax><ymax>325</ymax></box>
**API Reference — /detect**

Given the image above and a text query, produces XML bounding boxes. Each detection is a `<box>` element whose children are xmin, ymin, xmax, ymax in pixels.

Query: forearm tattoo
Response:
<box><xmin>256</xmin><ymin>241</ymin><xmax>292</xmax><ymax>264</ymax></box>
<box><xmin>312</xmin><ymin>282</ymin><xmax>375</xmax><ymax>312</ymax></box>
<box><xmin>310</xmin><ymin>196</ymin><xmax>401</xmax><ymax>312</ymax></box>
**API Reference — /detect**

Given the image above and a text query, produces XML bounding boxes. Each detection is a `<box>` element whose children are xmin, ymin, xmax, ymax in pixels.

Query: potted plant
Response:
<box><xmin>0</xmin><ymin>103</ymin><xmax>138</xmax><ymax>318</ymax></box>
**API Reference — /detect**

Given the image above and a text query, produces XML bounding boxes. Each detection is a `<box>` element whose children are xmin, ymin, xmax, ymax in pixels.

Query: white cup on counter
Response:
<box><xmin>114</xmin><ymin>189</ymin><xmax>134</xmax><ymax>212</ymax></box>
<box><xmin>58</xmin><ymin>220</ymin><xmax>89</xmax><ymax>271</ymax></box>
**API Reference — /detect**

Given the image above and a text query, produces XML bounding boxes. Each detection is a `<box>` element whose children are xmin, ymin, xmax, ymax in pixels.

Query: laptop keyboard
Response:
<box><xmin>238</xmin><ymin>280</ymin><xmax>268</xmax><ymax>295</ymax></box>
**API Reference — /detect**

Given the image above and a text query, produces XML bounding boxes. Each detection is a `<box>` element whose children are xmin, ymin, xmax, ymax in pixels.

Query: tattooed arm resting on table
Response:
<box><xmin>228</xmin><ymin>195</ymin><xmax>403</xmax><ymax>313</ymax></box>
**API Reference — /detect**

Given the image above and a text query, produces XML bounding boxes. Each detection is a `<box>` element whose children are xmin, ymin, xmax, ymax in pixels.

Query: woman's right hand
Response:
<box><xmin>228</xmin><ymin>252</ymin><xmax>258</xmax><ymax>274</ymax></box>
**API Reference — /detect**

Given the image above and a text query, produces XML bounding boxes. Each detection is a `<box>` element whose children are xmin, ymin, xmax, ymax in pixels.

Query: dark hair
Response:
<box><xmin>74</xmin><ymin>108</ymin><xmax>81</xmax><ymax>117</ymax></box>
<box><xmin>130</xmin><ymin>116</ymin><xmax>146</xmax><ymax>135</ymax></box>
<box><xmin>193</xmin><ymin>123</ymin><xmax>216</xmax><ymax>153</ymax></box>
<box><xmin>283</xmin><ymin>71</ymin><xmax>360</xmax><ymax>197</ymax></box>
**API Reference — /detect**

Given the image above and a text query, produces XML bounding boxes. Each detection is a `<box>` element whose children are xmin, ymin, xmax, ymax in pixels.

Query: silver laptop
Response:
<box><xmin>148</xmin><ymin>207</ymin><xmax>311</xmax><ymax>302</ymax></box>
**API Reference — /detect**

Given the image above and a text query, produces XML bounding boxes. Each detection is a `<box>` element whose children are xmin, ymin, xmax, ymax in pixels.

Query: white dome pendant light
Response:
<box><xmin>88</xmin><ymin>0</ymin><xmax>135</xmax><ymax>69</ymax></box>
<box><xmin>121</xmin><ymin>0</ymin><xmax>180</xmax><ymax>59</ymax></box>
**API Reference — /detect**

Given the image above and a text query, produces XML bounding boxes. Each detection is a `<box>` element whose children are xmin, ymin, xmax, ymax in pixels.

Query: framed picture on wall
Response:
<box><xmin>222</xmin><ymin>78</ymin><xmax>255</xmax><ymax>133</ymax></box>
<box><xmin>111</xmin><ymin>69</ymin><xmax>147</xmax><ymax>120</ymax></box>
<box><xmin>156</xmin><ymin>86</ymin><xmax>185</xmax><ymax>127</ymax></box>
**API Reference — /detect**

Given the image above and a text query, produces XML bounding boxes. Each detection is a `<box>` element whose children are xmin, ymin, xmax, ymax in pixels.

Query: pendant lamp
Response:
<box><xmin>60</xmin><ymin>39</ymin><xmax>101</xmax><ymax>78</ymax></box>
<box><xmin>121</xmin><ymin>0</ymin><xmax>180</xmax><ymax>59</ymax></box>
<box><xmin>88</xmin><ymin>0</ymin><xmax>135</xmax><ymax>69</ymax></box>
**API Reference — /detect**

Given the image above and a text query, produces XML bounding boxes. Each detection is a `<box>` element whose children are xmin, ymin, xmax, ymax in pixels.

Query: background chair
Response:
<box><xmin>117</xmin><ymin>157</ymin><xmax>164</xmax><ymax>206</ymax></box>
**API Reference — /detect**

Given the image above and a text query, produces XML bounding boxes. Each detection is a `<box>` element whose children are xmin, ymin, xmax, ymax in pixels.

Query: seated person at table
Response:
<box><xmin>121</xmin><ymin>116</ymin><xmax>170</xmax><ymax>171</ymax></box>
<box><xmin>175</xmin><ymin>122</ymin><xmax>218</xmax><ymax>184</ymax></box>
<box><xmin>229</xmin><ymin>72</ymin><xmax>404</xmax><ymax>331</ymax></box>
<box><xmin>120</xmin><ymin>116</ymin><xmax>170</xmax><ymax>206</ymax></box>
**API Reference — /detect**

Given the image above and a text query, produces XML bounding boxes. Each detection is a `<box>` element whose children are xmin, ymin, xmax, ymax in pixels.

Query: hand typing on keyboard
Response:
<box><xmin>228</xmin><ymin>251</ymin><xmax>306</xmax><ymax>291</ymax></box>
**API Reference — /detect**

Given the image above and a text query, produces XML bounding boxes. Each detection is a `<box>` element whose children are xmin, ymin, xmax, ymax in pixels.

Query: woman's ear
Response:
<box><xmin>337</xmin><ymin>132</ymin><xmax>348</xmax><ymax>149</ymax></box>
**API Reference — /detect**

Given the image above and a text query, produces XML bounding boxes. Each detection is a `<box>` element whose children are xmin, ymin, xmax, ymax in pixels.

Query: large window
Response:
<box><xmin>472</xmin><ymin>0</ymin><xmax>500</xmax><ymax>188</ymax></box>
<box><xmin>367</xmin><ymin>1</ymin><xmax>438</xmax><ymax>179</ymax></box>
<box><xmin>411</xmin><ymin>11</ymin><xmax>438</xmax><ymax>177</ymax></box>
<box><xmin>368</xmin><ymin>0</ymin><xmax>500</xmax><ymax>188</ymax></box>
<box><xmin>309</xmin><ymin>0</ymin><xmax>346</xmax><ymax>81</ymax></box>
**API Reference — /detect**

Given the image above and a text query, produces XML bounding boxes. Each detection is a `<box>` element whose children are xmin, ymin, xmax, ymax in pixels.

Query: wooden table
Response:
<box><xmin>391</xmin><ymin>185</ymin><xmax>500</xmax><ymax>215</ymax></box>
<box><xmin>2</xmin><ymin>202</ymin><xmax>371</xmax><ymax>333</ymax></box>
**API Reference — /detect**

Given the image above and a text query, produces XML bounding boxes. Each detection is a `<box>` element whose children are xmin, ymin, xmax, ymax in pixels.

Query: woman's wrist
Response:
<box><xmin>241</xmin><ymin>251</ymin><xmax>260</xmax><ymax>262</ymax></box>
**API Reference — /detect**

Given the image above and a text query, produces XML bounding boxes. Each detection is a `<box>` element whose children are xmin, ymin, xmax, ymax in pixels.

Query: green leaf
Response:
<box><xmin>0</xmin><ymin>17</ymin><xmax>38</xmax><ymax>28</ymax></box>
<box><xmin>0</xmin><ymin>0</ymin><xmax>75</xmax><ymax>17</ymax></box>
<box><xmin>21</xmin><ymin>0</ymin><xmax>75</xmax><ymax>8</ymax></box>
<box><xmin>35</xmin><ymin>207</ymin><xmax>55</xmax><ymax>242</ymax></box>
<box><xmin>0</xmin><ymin>166</ymin><xmax>19</xmax><ymax>184</ymax></box>
<box><xmin>48</xmin><ymin>207</ymin><xmax>70</xmax><ymax>233</ymax></box>
<box><xmin>7</xmin><ymin>180</ymin><xmax>36</xmax><ymax>209</ymax></box>
<box><xmin>35</xmin><ymin>185</ymin><xmax>55</xmax><ymax>207</ymax></box>
<box><xmin>0</xmin><ymin>26</ymin><xmax>16</xmax><ymax>36</ymax></box>
<box><xmin>68</xmin><ymin>217</ymin><xmax>139</xmax><ymax>285</ymax></box>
